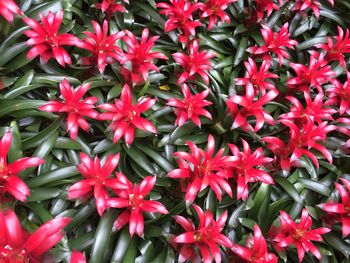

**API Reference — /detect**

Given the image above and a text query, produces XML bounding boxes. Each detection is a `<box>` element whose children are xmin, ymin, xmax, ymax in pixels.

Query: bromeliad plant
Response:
<box><xmin>1</xmin><ymin>0</ymin><xmax>350</xmax><ymax>262</ymax></box>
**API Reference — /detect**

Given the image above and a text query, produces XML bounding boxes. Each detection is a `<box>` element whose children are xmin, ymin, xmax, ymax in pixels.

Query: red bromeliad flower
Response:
<box><xmin>99</xmin><ymin>84</ymin><xmax>157</xmax><ymax>145</ymax></box>
<box><xmin>173</xmin><ymin>205</ymin><xmax>232</xmax><ymax>263</ymax></box>
<box><xmin>70</xmin><ymin>251</ymin><xmax>87</xmax><ymax>263</ymax></box>
<box><xmin>156</xmin><ymin>0</ymin><xmax>203</xmax><ymax>43</ymax></box>
<box><xmin>254</xmin><ymin>0</ymin><xmax>282</xmax><ymax>21</ymax></box>
<box><xmin>315</xmin><ymin>27</ymin><xmax>350</xmax><ymax>68</ymax></box>
<box><xmin>77</xmin><ymin>20</ymin><xmax>125</xmax><ymax>74</ymax></box>
<box><xmin>107</xmin><ymin>175</ymin><xmax>168</xmax><ymax>237</ymax></box>
<box><xmin>95</xmin><ymin>0</ymin><xmax>127</xmax><ymax>19</ymax></box>
<box><xmin>39</xmin><ymin>79</ymin><xmax>99</xmax><ymax>140</ymax></box>
<box><xmin>319</xmin><ymin>178</ymin><xmax>350</xmax><ymax>238</ymax></box>
<box><xmin>167</xmin><ymin>84</ymin><xmax>212</xmax><ymax>127</ymax></box>
<box><xmin>326</xmin><ymin>71</ymin><xmax>350</xmax><ymax>115</ymax></box>
<box><xmin>119</xmin><ymin>29</ymin><xmax>167</xmax><ymax>84</ymax></box>
<box><xmin>287</xmin><ymin>53</ymin><xmax>336</xmax><ymax>93</ymax></box>
<box><xmin>271</xmin><ymin>209</ymin><xmax>330</xmax><ymax>262</ymax></box>
<box><xmin>0</xmin><ymin>132</ymin><xmax>44</xmax><ymax>202</ymax></box>
<box><xmin>247</xmin><ymin>23</ymin><xmax>298</xmax><ymax>66</ymax></box>
<box><xmin>23</xmin><ymin>11</ymin><xmax>79</xmax><ymax>67</ymax></box>
<box><xmin>199</xmin><ymin>0</ymin><xmax>236</xmax><ymax>30</ymax></box>
<box><xmin>228</xmin><ymin>139</ymin><xmax>273</xmax><ymax>200</ymax></box>
<box><xmin>235</xmin><ymin>58</ymin><xmax>279</xmax><ymax>95</ymax></box>
<box><xmin>169</xmin><ymin>134</ymin><xmax>234</xmax><ymax>203</ymax></box>
<box><xmin>226</xmin><ymin>81</ymin><xmax>279</xmax><ymax>132</ymax></box>
<box><xmin>0</xmin><ymin>209</ymin><xmax>71</xmax><ymax>263</ymax></box>
<box><xmin>68</xmin><ymin>153</ymin><xmax>121</xmax><ymax>216</ymax></box>
<box><xmin>293</xmin><ymin>0</ymin><xmax>333</xmax><ymax>18</ymax></box>
<box><xmin>173</xmin><ymin>40</ymin><xmax>216</xmax><ymax>84</ymax></box>
<box><xmin>0</xmin><ymin>0</ymin><xmax>21</xmax><ymax>23</ymax></box>
<box><xmin>232</xmin><ymin>224</ymin><xmax>277</xmax><ymax>263</ymax></box>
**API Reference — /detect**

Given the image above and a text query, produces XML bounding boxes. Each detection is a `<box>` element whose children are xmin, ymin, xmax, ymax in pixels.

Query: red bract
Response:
<box><xmin>293</xmin><ymin>0</ymin><xmax>333</xmax><ymax>18</ymax></box>
<box><xmin>287</xmin><ymin>53</ymin><xmax>336</xmax><ymax>93</ymax></box>
<box><xmin>95</xmin><ymin>0</ymin><xmax>127</xmax><ymax>19</ymax></box>
<box><xmin>173</xmin><ymin>40</ymin><xmax>216</xmax><ymax>84</ymax></box>
<box><xmin>0</xmin><ymin>209</ymin><xmax>71</xmax><ymax>263</ymax></box>
<box><xmin>235</xmin><ymin>58</ymin><xmax>279</xmax><ymax>95</ymax></box>
<box><xmin>247</xmin><ymin>23</ymin><xmax>298</xmax><ymax>66</ymax></box>
<box><xmin>167</xmin><ymin>84</ymin><xmax>212</xmax><ymax>127</ymax></box>
<box><xmin>320</xmin><ymin>178</ymin><xmax>350</xmax><ymax>238</ymax></box>
<box><xmin>169</xmin><ymin>134</ymin><xmax>234</xmax><ymax>203</ymax></box>
<box><xmin>39</xmin><ymin>79</ymin><xmax>99</xmax><ymax>140</ymax></box>
<box><xmin>271</xmin><ymin>209</ymin><xmax>330</xmax><ymax>262</ymax></box>
<box><xmin>232</xmin><ymin>224</ymin><xmax>277</xmax><ymax>263</ymax></box>
<box><xmin>199</xmin><ymin>0</ymin><xmax>236</xmax><ymax>30</ymax></box>
<box><xmin>254</xmin><ymin>0</ymin><xmax>281</xmax><ymax>21</ymax></box>
<box><xmin>0</xmin><ymin>132</ymin><xmax>44</xmax><ymax>202</ymax></box>
<box><xmin>107</xmin><ymin>175</ymin><xmax>168</xmax><ymax>237</ymax></box>
<box><xmin>173</xmin><ymin>205</ymin><xmax>232</xmax><ymax>263</ymax></box>
<box><xmin>70</xmin><ymin>251</ymin><xmax>87</xmax><ymax>263</ymax></box>
<box><xmin>326</xmin><ymin>71</ymin><xmax>350</xmax><ymax>115</ymax></box>
<box><xmin>23</xmin><ymin>11</ymin><xmax>79</xmax><ymax>67</ymax></box>
<box><xmin>228</xmin><ymin>139</ymin><xmax>273</xmax><ymax>200</ymax></box>
<box><xmin>315</xmin><ymin>27</ymin><xmax>350</xmax><ymax>68</ymax></box>
<box><xmin>77</xmin><ymin>20</ymin><xmax>125</xmax><ymax>74</ymax></box>
<box><xmin>99</xmin><ymin>84</ymin><xmax>157</xmax><ymax>145</ymax></box>
<box><xmin>68</xmin><ymin>153</ymin><xmax>120</xmax><ymax>216</ymax></box>
<box><xmin>157</xmin><ymin>0</ymin><xmax>203</xmax><ymax>43</ymax></box>
<box><xmin>227</xmin><ymin>79</ymin><xmax>278</xmax><ymax>132</ymax></box>
<box><xmin>0</xmin><ymin>0</ymin><xmax>21</xmax><ymax>23</ymax></box>
<box><xmin>119</xmin><ymin>29</ymin><xmax>167</xmax><ymax>84</ymax></box>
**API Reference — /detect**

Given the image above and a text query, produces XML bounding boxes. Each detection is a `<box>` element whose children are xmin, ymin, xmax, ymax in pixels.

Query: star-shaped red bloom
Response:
<box><xmin>327</xmin><ymin>71</ymin><xmax>350</xmax><ymax>115</ymax></box>
<box><xmin>199</xmin><ymin>0</ymin><xmax>236</xmax><ymax>30</ymax></box>
<box><xmin>271</xmin><ymin>209</ymin><xmax>330</xmax><ymax>262</ymax></box>
<box><xmin>232</xmin><ymin>224</ymin><xmax>277</xmax><ymax>263</ymax></box>
<box><xmin>77</xmin><ymin>20</ymin><xmax>125</xmax><ymax>74</ymax></box>
<box><xmin>99</xmin><ymin>84</ymin><xmax>157</xmax><ymax>145</ymax></box>
<box><xmin>173</xmin><ymin>40</ymin><xmax>216</xmax><ymax>84</ymax></box>
<box><xmin>119</xmin><ymin>28</ymin><xmax>167</xmax><ymax>84</ymax></box>
<box><xmin>0</xmin><ymin>0</ymin><xmax>21</xmax><ymax>23</ymax></box>
<box><xmin>68</xmin><ymin>153</ymin><xmax>121</xmax><ymax>216</ymax></box>
<box><xmin>254</xmin><ymin>0</ymin><xmax>282</xmax><ymax>21</ymax></box>
<box><xmin>0</xmin><ymin>132</ymin><xmax>44</xmax><ymax>202</ymax></box>
<box><xmin>39</xmin><ymin>79</ymin><xmax>99</xmax><ymax>140</ymax></box>
<box><xmin>107</xmin><ymin>175</ymin><xmax>168</xmax><ymax>237</ymax></box>
<box><xmin>247</xmin><ymin>23</ymin><xmax>298</xmax><ymax>66</ymax></box>
<box><xmin>0</xmin><ymin>209</ymin><xmax>71</xmax><ymax>263</ymax></box>
<box><xmin>293</xmin><ymin>0</ymin><xmax>333</xmax><ymax>18</ymax></box>
<box><xmin>23</xmin><ymin>11</ymin><xmax>79</xmax><ymax>67</ymax></box>
<box><xmin>95</xmin><ymin>0</ymin><xmax>128</xmax><ymax>19</ymax></box>
<box><xmin>320</xmin><ymin>178</ymin><xmax>350</xmax><ymax>238</ymax></box>
<box><xmin>167</xmin><ymin>84</ymin><xmax>212</xmax><ymax>127</ymax></box>
<box><xmin>169</xmin><ymin>134</ymin><xmax>234</xmax><ymax>203</ymax></box>
<box><xmin>173</xmin><ymin>205</ymin><xmax>232</xmax><ymax>263</ymax></box>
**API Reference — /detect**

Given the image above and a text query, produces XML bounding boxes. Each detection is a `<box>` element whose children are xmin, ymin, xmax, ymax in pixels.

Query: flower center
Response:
<box><xmin>195</xmin><ymin>161</ymin><xmax>212</xmax><ymax>178</ymax></box>
<box><xmin>129</xmin><ymin>193</ymin><xmax>144</xmax><ymax>209</ymax></box>
<box><xmin>0</xmin><ymin>161</ymin><xmax>8</xmax><ymax>178</ymax></box>
<box><xmin>292</xmin><ymin>229</ymin><xmax>305</xmax><ymax>240</ymax></box>
<box><xmin>0</xmin><ymin>245</ymin><xmax>30</xmax><ymax>263</ymax></box>
<box><xmin>45</xmin><ymin>33</ymin><xmax>58</xmax><ymax>48</ymax></box>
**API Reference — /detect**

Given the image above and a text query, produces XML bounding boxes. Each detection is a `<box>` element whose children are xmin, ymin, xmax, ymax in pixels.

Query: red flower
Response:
<box><xmin>320</xmin><ymin>178</ymin><xmax>350</xmax><ymax>238</ymax></box>
<box><xmin>0</xmin><ymin>0</ymin><xmax>21</xmax><ymax>23</ymax></box>
<box><xmin>68</xmin><ymin>153</ymin><xmax>121</xmax><ymax>216</ymax></box>
<box><xmin>99</xmin><ymin>84</ymin><xmax>157</xmax><ymax>145</ymax></box>
<box><xmin>199</xmin><ymin>0</ymin><xmax>236</xmax><ymax>30</ymax></box>
<box><xmin>247</xmin><ymin>23</ymin><xmax>298</xmax><ymax>66</ymax></box>
<box><xmin>77</xmin><ymin>20</ymin><xmax>125</xmax><ymax>74</ymax></box>
<box><xmin>119</xmin><ymin>28</ymin><xmax>167</xmax><ymax>84</ymax></box>
<box><xmin>0</xmin><ymin>209</ymin><xmax>71</xmax><ymax>263</ymax></box>
<box><xmin>173</xmin><ymin>205</ymin><xmax>232</xmax><ymax>263</ymax></box>
<box><xmin>107</xmin><ymin>175</ymin><xmax>168</xmax><ymax>237</ymax></box>
<box><xmin>232</xmin><ymin>224</ymin><xmax>277</xmax><ymax>263</ymax></box>
<box><xmin>326</xmin><ymin>71</ymin><xmax>350</xmax><ymax>115</ymax></box>
<box><xmin>95</xmin><ymin>0</ymin><xmax>127</xmax><ymax>18</ymax></box>
<box><xmin>271</xmin><ymin>209</ymin><xmax>330</xmax><ymax>262</ymax></box>
<box><xmin>0</xmin><ymin>132</ymin><xmax>44</xmax><ymax>202</ymax></box>
<box><xmin>235</xmin><ymin>58</ymin><xmax>279</xmax><ymax>95</ymax></box>
<box><xmin>70</xmin><ymin>251</ymin><xmax>87</xmax><ymax>263</ymax></box>
<box><xmin>228</xmin><ymin>139</ymin><xmax>273</xmax><ymax>200</ymax></box>
<box><xmin>293</xmin><ymin>0</ymin><xmax>333</xmax><ymax>18</ymax></box>
<box><xmin>23</xmin><ymin>11</ymin><xmax>79</xmax><ymax>67</ymax></box>
<box><xmin>287</xmin><ymin>53</ymin><xmax>335</xmax><ymax>93</ymax></box>
<box><xmin>39</xmin><ymin>79</ymin><xmax>99</xmax><ymax>140</ymax></box>
<box><xmin>169</xmin><ymin>134</ymin><xmax>234</xmax><ymax>203</ymax></box>
<box><xmin>254</xmin><ymin>0</ymin><xmax>281</xmax><ymax>21</ymax></box>
<box><xmin>173</xmin><ymin>40</ymin><xmax>216</xmax><ymax>84</ymax></box>
<box><xmin>167</xmin><ymin>84</ymin><xmax>212</xmax><ymax>127</ymax></box>
<box><xmin>157</xmin><ymin>0</ymin><xmax>203</xmax><ymax>43</ymax></box>
<box><xmin>315</xmin><ymin>27</ymin><xmax>350</xmax><ymax>68</ymax></box>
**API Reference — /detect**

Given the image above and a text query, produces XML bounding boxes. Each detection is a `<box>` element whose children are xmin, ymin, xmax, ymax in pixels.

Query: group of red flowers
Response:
<box><xmin>1</xmin><ymin>0</ymin><xmax>350</xmax><ymax>262</ymax></box>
